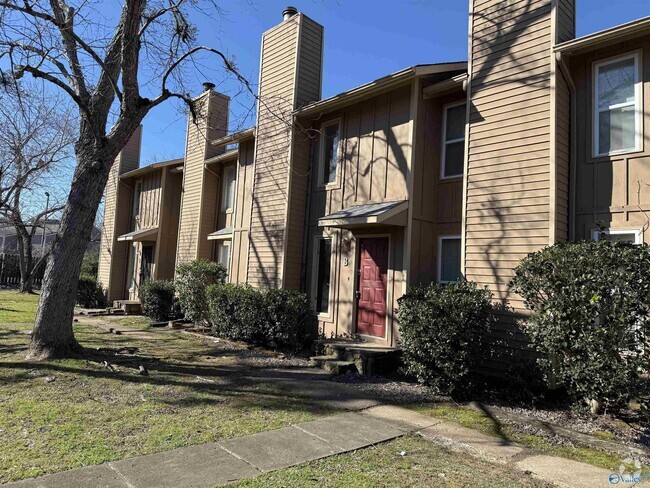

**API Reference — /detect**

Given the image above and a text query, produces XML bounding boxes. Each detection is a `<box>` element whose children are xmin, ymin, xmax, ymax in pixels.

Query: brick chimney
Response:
<box><xmin>97</xmin><ymin>125</ymin><xmax>143</xmax><ymax>302</ymax></box>
<box><xmin>463</xmin><ymin>0</ymin><xmax>575</xmax><ymax>304</ymax></box>
<box><xmin>246</xmin><ymin>7</ymin><xmax>324</xmax><ymax>289</ymax></box>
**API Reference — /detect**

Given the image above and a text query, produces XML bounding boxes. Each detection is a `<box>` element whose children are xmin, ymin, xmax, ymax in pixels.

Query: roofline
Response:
<box><xmin>294</xmin><ymin>62</ymin><xmax>467</xmax><ymax>117</ymax></box>
<box><xmin>120</xmin><ymin>158</ymin><xmax>183</xmax><ymax>180</ymax></box>
<box><xmin>211</xmin><ymin>127</ymin><xmax>255</xmax><ymax>147</ymax></box>
<box><xmin>555</xmin><ymin>16</ymin><xmax>650</xmax><ymax>54</ymax></box>
<box><xmin>204</xmin><ymin>149</ymin><xmax>238</xmax><ymax>166</ymax></box>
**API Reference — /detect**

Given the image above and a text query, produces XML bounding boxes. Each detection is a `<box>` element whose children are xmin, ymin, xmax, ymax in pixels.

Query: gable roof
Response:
<box><xmin>120</xmin><ymin>158</ymin><xmax>184</xmax><ymax>180</ymax></box>
<box><xmin>555</xmin><ymin>16</ymin><xmax>650</xmax><ymax>55</ymax></box>
<box><xmin>295</xmin><ymin>62</ymin><xmax>467</xmax><ymax>117</ymax></box>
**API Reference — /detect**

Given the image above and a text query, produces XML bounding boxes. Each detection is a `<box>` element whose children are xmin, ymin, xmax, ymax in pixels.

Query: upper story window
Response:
<box><xmin>594</xmin><ymin>53</ymin><xmax>641</xmax><ymax>157</ymax></box>
<box><xmin>593</xmin><ymin>228</ymin><xmax>643</xmax><ymax>244</ymax></box>
<box><xmin>441</xmin><ymin>102</ymin><xmax>466</xmax><ymax>179</ymax></box>
<box><xmin>438</xmin><ymin>235</ymin><xmax>462</xmax><ymax>283</ymax></box>
<box><xmin>319</xmin><ymin>121</ymin><xmax>340</xmax><ymax>186</ymax></box>
<box><xmin>221</xmin><ymin>165</ymin><xmax>236</xmax><ymax>212</ymax></box>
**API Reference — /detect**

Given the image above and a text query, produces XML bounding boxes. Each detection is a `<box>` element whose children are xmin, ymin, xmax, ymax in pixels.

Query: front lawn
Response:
<box><xmin>0</xmin><ymin>290</ymin><xmax>333</xmax><ymax>484</ymax></box>
<box><xmin>230</xmin><ymin>435</ymin><xmax>552</xmax><ymax>488</ymax></box>
<box><xmin>0</xmin><ymin>290</ymin><xmax>41</xmax><ymax>323</ymax></box>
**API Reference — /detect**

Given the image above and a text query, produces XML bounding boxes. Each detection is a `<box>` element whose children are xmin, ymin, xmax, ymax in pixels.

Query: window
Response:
<box><xmin>126</xmin><ymin>244</ymin><xmax>136</xmax><ymax>291</ymax></box>
<box><xmin>593</xmin><ymin>228</ymin><xmax>643</xmax><ymax>244</ymax></box>
<box><xmin>216</xmin><ymin>240</ymin><xmax>231</xmax><ymax>280</ymax></box>
<box><xmin>131</xmin><ymin>182</ymin><xmax>142</xmax><ymax>231</ymax></box>
<box><xmin>438</xmin><ymin>236</ymin><xmax>462</xmax><ymax>283</ymax></box>
<box><xmin>319</xmin><ymin>121</ymin><xmax>340</xmax><ymax>186</ymax></box>
<box><xmin>313</xmin><ymin>238</ymin><xmax>332</xmax><ymax>314</ymax></box>
<box><xmin>442</xmin><ymin>102</ymin><xmax>466</xmax><ymax>178</ymax></box>
<box><xmin>221</xmin><ymin>165</ymin><xmax>236</xmax><ymax>212</ymax></box>
<box><xmin>594</xmin><ymin>53</ymin><xmax>641</xmax><ymax>156</ymax></box>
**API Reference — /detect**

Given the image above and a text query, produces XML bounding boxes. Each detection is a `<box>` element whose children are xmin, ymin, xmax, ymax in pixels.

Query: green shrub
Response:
<box><xmin>175</xmin><ymin>259</ymin><xmax>227</xmax><ymax>325</ymax></box>
<box><xmin>207</xmin><ymin>284</ymin><xmax>266</xmax><ymax>344</ymax></box>
<box><xmin>139</xmin><ymin>280</ymin><xmax>177</xmax><ymax>322</ymax></box>
<box><xmin>397</xmin><ymin>282</ymin><xmax>494</xmax><ymax>396</ymax></box>
<box><xmin>77</xmin><ymin>274</ymin><xmax>106</xmax><ymax>309</ymax></box>
<box><xmin>80</xmin><ymin>252</ymin><xmax>99</xmax><ymax>278</ymax></box>
<box><xmin>264</xmin><ymin>288</ymin><xmax>310</xmax><ymax>351</ymax></box>
<box><xmin>510</xmin><ymin>241</ymin><xmax>650</xmax><ymax>413</ymax></box>
<box><xmin>206</xmin><ymin>285</ymin><xmax>310</xmax><ymax>352</ymax></box>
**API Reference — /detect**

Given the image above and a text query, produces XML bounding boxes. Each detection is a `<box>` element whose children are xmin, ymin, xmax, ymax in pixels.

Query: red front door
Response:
<box><xmin>356</xmin><ymin>237</ymin><xmax>388</xmax><ymax>338</ymax></box>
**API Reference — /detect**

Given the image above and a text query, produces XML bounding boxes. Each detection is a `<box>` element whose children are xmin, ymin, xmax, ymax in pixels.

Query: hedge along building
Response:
<box><xmin>99</xmin><ymin>3</ymin><xmax>650</xmax><ymax>361</ymax></box>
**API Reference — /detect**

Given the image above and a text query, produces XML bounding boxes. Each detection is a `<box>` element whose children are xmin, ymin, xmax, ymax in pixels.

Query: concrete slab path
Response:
<box><xmin>4</xmin><ymin>405</ymin><xmax>620</xmax><ymax>488</ymax></box>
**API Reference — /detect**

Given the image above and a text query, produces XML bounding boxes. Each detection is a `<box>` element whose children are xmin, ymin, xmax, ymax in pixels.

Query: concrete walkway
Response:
<box><xmin>5</xmin><ymin>405</ymin><xmax>617</xmax><ymax>488</ymax></box>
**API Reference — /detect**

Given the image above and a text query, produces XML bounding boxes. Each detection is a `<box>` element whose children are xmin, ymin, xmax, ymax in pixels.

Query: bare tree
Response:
<box><xmin>0</xmin><ymin>86</ymin><xmax>74</xmax><ymax>293</ymax></box>
<box><xmin>0</xmin><ymin>0</ymin><xmax>253</xmax><ymax>359</ymax></box>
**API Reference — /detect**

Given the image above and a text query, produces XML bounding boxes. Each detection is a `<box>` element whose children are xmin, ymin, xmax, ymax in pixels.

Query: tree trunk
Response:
<box><xmin>16</xmin><ymin>226</ymin><xmax>34</xmax><ymax>294</ymax></box>
<box><xmin>28</xmin><ymin>146</ymin><xmax>112</xmax><ymax>360</ymax></box>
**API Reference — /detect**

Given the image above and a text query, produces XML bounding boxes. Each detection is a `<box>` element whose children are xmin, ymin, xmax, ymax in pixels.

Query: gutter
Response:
<box><xmin>554</xmin><ymin>16</ymin><xmax>650</xmax><ymax>54</ymax></box>
<box><xmin>294</xmin><ymin>62</ymin><xmax>467</xmax><ymax>118</ymax></box>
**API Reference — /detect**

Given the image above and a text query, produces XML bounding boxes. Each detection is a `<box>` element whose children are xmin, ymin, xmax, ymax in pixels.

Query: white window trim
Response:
<box><xmin>592</xmin><ymin>228</ymin><xmax>643</xmax><ymax>244</ymax></box>
<box><xmin>221</xmin><ymin>165</ymin><xmax>236</xmax><ymax>213</ymax></box>
<box><xmin>216</xmin><ymin>239</ymin><xmax>232</xmax><ymax>282</ymax></box>
<box><xmin>317</xmin><ymin>119</ymin><xmax>342</xmax><ymax>189</ymax></box>
<box><xmin>310</xmin><ymin>235</ymin><xmax>334</xmax><ymax>318</ymax></box>
<box><xmin>131</xmin><ymin>181</ymin><xmax>142</xmax><ymax>231</ymax></box>
<box><xmin>441</xmin><ymin>100</ymin><xmax>467</xmax><ymax>180</ymax></box>
<box><xmin>437</xmin><ymin>235</ymin><xmax>462</xmax><ymax>284</ymax></box>
<box><xmin>593</xmin><ymin>51</ymin><xmax>643</xmax><ymax>158</ymax></box>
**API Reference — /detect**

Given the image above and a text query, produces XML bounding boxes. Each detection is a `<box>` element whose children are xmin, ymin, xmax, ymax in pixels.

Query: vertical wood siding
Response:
<box><xmin>304</xmin><ymin>85</ymin><xmax>412</xmax><ymax>343</ymax></box>
<box><xmin>410</xmin><ymin>91</ymin><xmax>465</xmax><ymax>285</ymax></box>
<box><xmin>97</xmin><ymin>126</ymin><xmax>141</xmax><ymax>302</ymax></box>
<box><xmin>572</xmin><ymin>37</ymin><xmax>650</xmax><ymax>244</ymax></box>
<box><xmin>231</xmin><ymin>139</ymin><xmax>255</xmax><ymax>284</ymax></box>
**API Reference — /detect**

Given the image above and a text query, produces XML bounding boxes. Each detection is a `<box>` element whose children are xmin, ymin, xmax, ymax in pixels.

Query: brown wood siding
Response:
<box><xmin>572</xmin><ymin>37</ymin><xmax>650</xmax><ymax>244</ymax></box>
<box><xmin>247</xmin><ymin>17</ymin><xmax>299</xmax><ymax>288</ymax></box>
<box><xmin>176</xmin><ymin>91</ymin><xmax>228</xmax><ymax>266</ymax></box>
<box><xmin>466</xmin><ymin>0</ymin><xmax>554</xmax><ymax>307</ymax></box>
<box><xmin>247</xmin><ymin>13</ymin><xmax>323</xmax><ymax>288</ymax></box>
<box><xmin>231</xmin><ymin>139</ymin><xmax>255</xmax><ymax>284</ymax></box>
<box><xmin>410</xmin><ymin>91</ymin><xmax>464</xmax><ymax>285</ymax></box>
<box><xmin>304</xmin><ymin>85</ymin><xmax>412</xmax><ymax>346</ymax></box>
<box><xmin>97</xmin><ymin>126</ymin><xmax>141</xmax><ymax>302</ymax></box>
<box><xmin>555</xmin><ymin>70</ymin><xmax>571</xmax><ymax>242</ymax></box>
<box><xmin>155</xmin><ymin>170</ymin><xmax>183</xmax><ymax>281</ymax></box>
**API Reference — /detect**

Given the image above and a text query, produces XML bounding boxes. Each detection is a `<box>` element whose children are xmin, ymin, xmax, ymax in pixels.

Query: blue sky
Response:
<box><xmin>136</xmin><ymin>0</ymin><xmax>650</xmax><ymax>164</ymax></box>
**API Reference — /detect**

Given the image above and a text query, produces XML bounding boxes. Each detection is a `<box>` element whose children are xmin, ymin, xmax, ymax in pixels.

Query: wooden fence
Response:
<box><xmin>0</xmin><ymin>253</ymin><xmax>46</xmax><ymax>288</ymax></box>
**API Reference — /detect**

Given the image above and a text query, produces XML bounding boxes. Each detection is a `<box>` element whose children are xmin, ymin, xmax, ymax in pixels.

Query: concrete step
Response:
<box><xmin>309</xmin><ymin>355</ymin><xmax>357</xmax><ymax>375</ymax></box>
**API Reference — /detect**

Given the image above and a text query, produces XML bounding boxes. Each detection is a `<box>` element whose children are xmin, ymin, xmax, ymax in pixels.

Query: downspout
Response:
<box><xmin>299</xmin><ymin>118</ymin><xmax>315</xmax><ymax>294</ymax></box>
<box><xmin>556</xmin><ymin>52</ymin><xmax>578</xmax><ymax>242</ymax></box>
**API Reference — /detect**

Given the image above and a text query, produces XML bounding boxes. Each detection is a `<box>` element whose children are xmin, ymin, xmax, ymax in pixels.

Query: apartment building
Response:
<box><xmin>99</xmin><ymin>2</ymin><xmax>650</xmax><ymax>358</ymax></box>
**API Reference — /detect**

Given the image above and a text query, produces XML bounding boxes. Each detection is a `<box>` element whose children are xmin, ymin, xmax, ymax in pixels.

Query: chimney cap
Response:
<box><xmin>203</xmin><ymin>82</ymin><xmax>216</xmax><ymax>92</ymax></box>
<box><xmin>283</xmin><ymin>6</ymin><xmax>298</xmax><ymax>21</ymax></box>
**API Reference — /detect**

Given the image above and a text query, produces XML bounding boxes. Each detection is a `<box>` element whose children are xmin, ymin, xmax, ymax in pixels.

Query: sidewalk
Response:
<box><xmin>5</xmin><ymin>405</ymin><xmax>615</xmax><ymax>488</ymax></box>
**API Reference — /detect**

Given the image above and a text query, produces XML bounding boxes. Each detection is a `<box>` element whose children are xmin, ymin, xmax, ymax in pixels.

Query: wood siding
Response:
<box><xmin>231</xmin><ymin>139</ymin><xmax>255</xmax><ymax>284</ymax></box>
<box><xmin>97</xmin><ymin>126</ymin><xmax>141</xmax><ymax>302</ymax></box>
<box><xmin>304</xmin><ymin>85</ymin><xmax>412</xmax><ymax>345</ymax></box>
<box><xmin>572</xmin><ymin>37</ymin><xmax>650</xmax><ymax>244</ymax></box>
<box><xmin>410</xmin><ymin>90</ymin><xmax>465</xmax><ymax>285</ymax></box>
<box><xmin>466</xmin><ymin>0</ymin><xmax>555</xmax><ymax>308</ymax></box>
<box><xmin>155</xmin><ymin>170</ymin><xmax>183</xmax><ymax>281</ymax></box>
<box><xmin>175</xmin><ymin>91</ymin><xmax>228</xmax><ymax>266</ymax></box>
<box><xmin>247</xmin><ymin>14</ymin><xmax>323</xmax><ymax>288</ymax></box>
